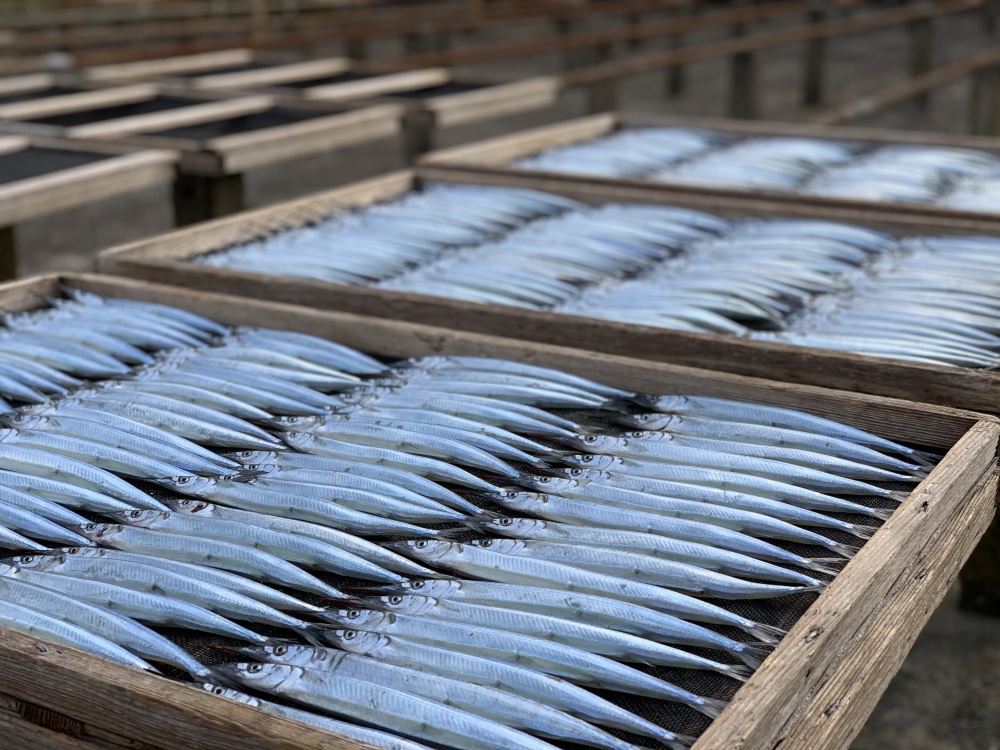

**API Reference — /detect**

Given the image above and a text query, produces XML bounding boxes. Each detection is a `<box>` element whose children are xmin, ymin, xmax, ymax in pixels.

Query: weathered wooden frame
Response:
<box><xmin>418</xmin><ymin>111</ymin><xmax>1000</xmax><ymax>223</ymax></box>
<box><xmin>98</xmin><ymin>168</ymin><xmax>1000</xmax><ymax>414</ymax></box>
<box><xmin>0</xmin><ymin>271</ymin><xmax>994</xmax><ymax>750</ymax></box>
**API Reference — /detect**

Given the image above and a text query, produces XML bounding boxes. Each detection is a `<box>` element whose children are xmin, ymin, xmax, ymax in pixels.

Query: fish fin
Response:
<box><xmin>845</xmin><ymin>524</ymin><xmax>881</xmax><ymax>540</ymax></box>
<box><xmin>695</xmin><ymin>697</ymin><xmax>728</xmax><ymax>720</ymax></box>
<box><xmin>909</xmin><ymin>449</ymin><xmax>941</xmax><ymax>469</ymax></box>
<box><xmin>735</xmin><ymin>644</ymin><xmax>771</xmax><ymax>670</ymax></box>
<box><xmin>828</xmin><ymin>541</ymin><xmax>862</xmax><ymax>559</ymax></box>
<box><xmin>720</xmin><ymin>663</ymin><xmax>754</xmax><ymax>682</ymax></box>
<box><xmin>205</xmin><ymin>668</ymin><xmax>245</xmax><ymax>692</ymax></box>
<box><xmin>668</xmin><ymin>733</ymin><xmax>698</xmax><ymax>749</ymax></box>
<box><xmin>296</xmin><ymin>627</ymin><xmax>325</xmax><ymax>647</ymax></box>
<box><xmin>803</xmin><ymin>557</ymin><xmax>848</xmax><ymax>576</ymax></box>
<box><xmin>747</xmin><ymin>622</ymin><xmax>786</xmax><ymax>645</ymax></box>
<box><xmin>887</xmin><ymin>490</ymin><xmax>911</xmax><ymax>502</ymax></box>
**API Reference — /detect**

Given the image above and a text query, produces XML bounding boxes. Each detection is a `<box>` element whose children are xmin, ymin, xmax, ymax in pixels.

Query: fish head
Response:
<box><xmin>393</xmin><ymin>579</ymin><xmax>462</xmax><ymax>598</ymax></box>
<box><xmin>565</xmin><ymin>467</ymin><xmax>609</xmax><ymax>484</ymax></box>
<box><xmin>225</xmin><ymin>450</ymin><xmax>278</xmax><ymax>466</ymax></box>
<box><xmin>324</xmin><ymin>628</ymin><xmax>386</xmax><ymax>655</ymax></box>
<box><xmin>271</xmin><ymin>416</ymin><xmax>318</xmax><ymax>430</ymax></box>
<box><xmin>562</xmin><ymin>453</ymin><xmax>619</xmax><ymax>471</ymax></box>
<box><xmin>325</xmin><ymin>607</ymin><xmax>388</xmax><ymax>630</ymax></box>
<box><xmin>0</xmin><ymin>414</ymin><xmax>47</xmax><ymax>429</ymax></box>
<box><xmin>109</xmin><ymin>510</ymin><xmax>168</xmax><ymax>528</ymax></box>
<box><xmin>374</xmin><ymin>594</ymin><xmax>435</xmax><ymax>616</ymax></box>
<box><xmin>245</xmin><ymin>643</ymin><xmax>338</xmax><ymax>670</ymax></box>
<box><xmin>489</xmin><ymin>517</ymin><xmax>547</xmax><ymax>537</ymax></box>
<box><xmin>200</xmin><ymin>684</ymin><xmax>260</xmax><ymax>706</ymax></box>
<box><xmin>61</xmin><ymin>546</ymin><xmax>106</xmax><ymax>560</ymax></box>
<box><xmin>384</xmin><ymin>538</ymin><xmax>453</xmax><ymax>563</ymax></box>
<box><xmin>492</xmin><ymin>489</ymin><xmax>547</xmax><ymax>512</ymax></box>
<box><xmin>618</xmin><ymin>413</ymin><xmax>678</xmax><ymax>431</ymax></box>
<box><xmin>163</xmin><ymin>498</ymin><xmax>214</xmax><ymax>516</ymax></box>
<box><xmin>563</xmin><ymin>433</ymin><xmax>625</xmax><ymax>453</ymax></box>
<box><xmin>214</xmin><ymin>662</ymin><xmax>299</xmax><ymax>692</ymax></box>
<box><xmin>242</xmin><ymin>463</ymin><xmax>279</xmax><ymax>477</ymax></box>
<box><xmin>470</xmin><ymin>538</ymin><xmax>524</xmax><ymax>554</ymax></box>
<box><xmin>279</xmin><ymin>432</ymin><xmax>313</xmax><ymax>450</ymax></box>
<box><xmin>622</xmin><ymin>430</ymin><xmax>671</xmax><ymax>443</ymax></box>
<box><xmin>631</xmin><ymin>394</ymin><xmax>687</xmax><ymax>413</ymax></box>
<box><xmin>516</xmin><ymin>474</ymin><xmax>578</xmax><ymax>494</ymax></box>
<box><xmin>11</xmin><ymin>552</ymin><xmax>64</xmax><ymax>571</ymax></box>
<box><xmin>155</xmin><ymin>474</ymin><xmax>215</xmax><ymax>496</ymax></box>
<box><xmin>75</xmin><ymin>522</ymin><xmax>123</xmax><ymax>543</ymax></box>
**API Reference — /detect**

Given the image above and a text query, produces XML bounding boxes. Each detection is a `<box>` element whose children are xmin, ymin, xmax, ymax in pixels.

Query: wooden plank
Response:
<box><xmin>190</xmin><ymin>57</ymin><xmax>351</xmax><ymax>90</ymax></box>
<box><xmin>0</xmin><ymin>149</ymin><xmax>177</xmax><ymax>226</ymax></box>
<box><xmin>0</xmin><ymin>226</ymin><xmax>14</xmax><ymax>282</ymax></box>
<box><xmin>693</xmin><ymin>420</ymin><xmax>1000</xmax><ymax>750</ymax></box>
<box><xmin>423</xmin><ymin>76</ymin><xmax>561</xmax><ymax>129</ymax></box>
<box><xmin>304</xmin><ymin>67</ymin><xmax>450</xmax><ymax>103</ymax></box>
<box><xmin>0</xmin><ymin>707</ymin><xmax>100</xmax><ymax>750</ymax></box>
<box><xmin>206</xmin><ymin>103</ymin><xmax>402</xmax><ymax>174</ymax></box>
<box><xmin>811</xmin><ymin>45</ymin><xmax>1000</xmax><ymax>125</ymax></box>
<box><xmin>66</xmin><ymin>95</ymin><xmax>274</xmax><ymax>140</ymax></box>
<box><xmin>0</xmin><ymin>135</ymin><xmax>29</xmax><ymax>156</ymax></box>
<box><xmin>0</xmin><ymin>83</ymin><xmax>157</xmax><ymax>121</ymax></box>
<box><xmin>82</xmin><ymin>49</ymin><xmax>256</xmax><ymax>83</ymax></box>
<box><xmin>735</xmin><ymin>471</ymin><xmax>998</xmax><ymax>750</ymax></box>
<box><xmin>0</xmin><ymin>625</ymin><xmax>377</xmax><ymax>750</ymax></box>
<box><xmin>0</xmin><ymin>72</ymin><xmax>54</xmax><ymax>97</ymax></box>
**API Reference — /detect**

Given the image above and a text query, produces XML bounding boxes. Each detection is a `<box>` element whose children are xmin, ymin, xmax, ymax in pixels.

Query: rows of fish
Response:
<box><xmin>514</xmin><ymin>126</ymin><xmax>1000</xmax><ymax>209</ymax></box>
<box><xmin>200</xmin><ymin>181</ymin><xmax>1000</xmax><ymax>369</ymax></box>
<box><xmin>0</xmin><ymin>288</ymin><xmax>935</xmax><ymax>749</ymax></box>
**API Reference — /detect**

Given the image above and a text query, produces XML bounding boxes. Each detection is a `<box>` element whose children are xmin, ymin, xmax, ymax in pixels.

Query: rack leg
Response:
<box><xmin>0</xmin><ymin>226</ymin><xmax>14</xmax><ymax>281</ymax></box>
<box><xmin>584</xmin><ymin>43</ymin><xmax>618</xmax><ymax>114</ymax></box>
<box><xmin>910</xmin><ymin>17</ymin><xmax>934</xmax><ymax>110</ymax></box>
<box><xmin>346</xmin><ymin>37</ymin><xmax>367</xmax><ymax>60</ymax></box>
<box><xmin>401</xmin><ymin>110</ymin><xmax>437</xmax><ymax>163</ymax></box>
<box><xmin>960</xmin><ymin>515</ymin><xmax>1000</xmax><ymax>615</ymax></box>
<box><xmin>173</xmin><ymin>173</ymin><xmax>245</xmax><ymax>227</ymax></box>
<box><xmin>802</xmin><ymin>2</ymin><xmax>827</xmax><ymax>106</ymax></box>
<box><xmin>729</xmin><ymin>51</ymin><xmax>760</xmax><ymax>119</ymax></box>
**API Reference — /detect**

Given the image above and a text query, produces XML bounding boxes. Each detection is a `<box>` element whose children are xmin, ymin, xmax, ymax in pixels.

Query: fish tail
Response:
<box><xmin>297</xmin><ymin>626</ymin><xmax>325</xmax><ymax>647</ymax></box>
<box><xmin>720</xmin><ymin>662</ymin><xmax>754</xmax><ymax>682</ymax></box>
<box><xmin>667</xmin><ymin>733</ymin><xmax>697</xmax><ymax>749</ymax></box>
<box><xmin>845</xmin><ymin>524</ymin><xmax>881</xmax><ymax>540</ymax></box>
<box><xmin>887</xmin><ymin>489</ymin><xmax>911</xmax><ymax>502</ymax></box>
<box><xmin>695</xmin><ymin>697</ymin><xmax>728</xmax><ymax>720</ymax></box>
<box><xmin>206</xmin><ymin>667</ymin><xmax>245</xmax><ymax>692</ymax></box>
<box><xmin>747</xmin><ymin>622</ymin><xmax>786</xmax><ymax>645</ymax></box>
<box><xmin>804</xmin><ymin>557</ymin><xmax>848</xmax><ymax>576</ymax></box>
<box><xmin>909</xmin><ymin>449</ymin><xmax>941</xmax><ymax>469</ymax></box>
<box><xmin>735</xmin><ymin>644</ymin><xmax>771</xmax><ymax>670</ymax></box>
<box><xmin>828</xmin><ymin>540</ymin><xmax>862</xmax><ymax>559</ymax></box>
<box><xmin>862</xmin><ymin>506</ymin><xmax>895</xmax><ymax>522</ymax></box>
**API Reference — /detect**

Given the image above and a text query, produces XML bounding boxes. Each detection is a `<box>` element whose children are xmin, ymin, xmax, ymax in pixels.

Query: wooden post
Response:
<box><xmin>803</xmin><ymin>0</ymin><xmax>827</xmax><ymax>106</ymax></box>
<box><xmin>585</xmin><ymin>42</ymin><xmax>618</xmax><ymax>114</ymax></box>
<box><xmin>665</xmin><ymin>5</ymin><xmax>687</xmax><ymax>98</ymax></box>
<box><xmin>401</xmin><ymin>109</ymin><xmax>437</xmax><ymax>164</ymax></box>
<box><xmin>346</xmin><ymin>37</ymin><xmax>368</xmax><ymax>61</ymax></box>
<box><xmin>172</xmin><ymin>173</ymin><xmax>245</xmax><ymax>227</ymax></box>
<box><xmin>968</xmin><ymin>64</ymin><xmax>1000</xmax><ymax>135</ymax></box>
<box><xmin>626</xmin><ymin>12</ymin><xmax>642</xmax><ymax>51</ymax></box>
<box><xmin>985</xmin><ymin>0</ymin><xmax>999</xmax><ymax>34</ymax></box>
<box><xmin>960</xmin><ymin>514</ymin><xmax>1000</xmax><ymax>615</ymax></box>
<box><xmin>0</xmin><ymin>226</ymin><xmax>14</xmax><ymax>281</ymax></box>
<box><xmin>728</xmin><ymin>0</ymin><xmax>759</xmax><ymax>118</ymax></box>
<box><xmin>405</xmin><ymin>28</ymin><xmax>448</xmax><ymax>57</ymax></box>
<box><xmin>910</xmin><ymin>16</ymin><xmax>934</xmax><ymax>109</ymax></box>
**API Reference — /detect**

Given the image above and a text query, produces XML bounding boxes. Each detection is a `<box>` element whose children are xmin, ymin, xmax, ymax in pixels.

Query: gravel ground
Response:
<box><xmin>11</xmin><ymin>10</ymin><xmax>1000</xmax><ymax>747</ymax></box>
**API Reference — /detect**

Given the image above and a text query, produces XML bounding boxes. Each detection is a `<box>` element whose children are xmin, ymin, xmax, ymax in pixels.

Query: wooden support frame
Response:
<box><xmin>7</xmin><ymin>269</ymin><xmax>989</xmax><ymax>749</ymax></box>
<box><xmin>418</xmin><ymin>111</ymin><xmax>1000</xmax><ymax>223</ymax></box>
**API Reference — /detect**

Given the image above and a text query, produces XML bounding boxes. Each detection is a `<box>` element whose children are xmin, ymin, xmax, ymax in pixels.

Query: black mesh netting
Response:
<box><xmin>69</xmin><ymin>396</ymin><xmax>928</xmax><ymax>750</ymax></box>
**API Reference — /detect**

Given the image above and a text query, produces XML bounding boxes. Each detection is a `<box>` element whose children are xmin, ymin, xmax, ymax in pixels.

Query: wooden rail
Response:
<box><xmin>810</xmin><ymin>44</ymin><xmax>1000</xmax><ymax>134</ymax></box>
<box><xmin>559</xmin><ymin>0</ymin><xmax>983</xmax><ymax>116</ymax></box>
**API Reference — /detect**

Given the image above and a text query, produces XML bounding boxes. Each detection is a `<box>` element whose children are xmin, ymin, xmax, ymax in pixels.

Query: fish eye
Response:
<box><xmin>505</xmin><ymin>491</ymin><xmax>518</xmax><ymax>499</ymax></box>
<box><xmin>129</xmin><ymin>510</ymin><xmax>142</xmax><ymax>518</ymax></box>
<box><xmin>581</xmin><ymin>455</ymin><xmax>593</xmax><ymax>463</ymax></box>
<box><xmin>274</xmin><ymin>645</ymin><xmax>287</xmax><ymax>655</ymax></box>
<box><xmin>499</xmin><ymin>518</ymin><xmax>512</xmax><ymax>526</ymax></box>
<box><xmin>343</xmin><ymin>630</ymin><xmax>357</xmax><ymax>640</ymax></box>
<box><xmin>18</xmin><ymin>555</ymin><xmax>32</xmax><ymax>563</ymax></box>
<box><xmin>247</xmin><ymin>663</ymin><xmax>263</xmax><ymax>673</ymax></box>
<box><xmin>585</xmin><ymin>436</ymin><xmax>597</xmax><ymax>443</ymax></box>
<box><xmin>411</xmin><ymin>581</ymin><xmax>424</xmax><ymax>590</ymax></box>
<box><xmin>414</xmin><ymin>540</ymin><xmax>428</xmax><ymax>549</ymax></box>
<box><xmin>177</xmin><ymin>476</ymin><xmax>191</xmax><ymax>484</ymax></box>
<box><xmin>67</xmin><ymin>547</ymin><xmax>79</xmax><ymax>554</ymax></box>
<box><xmin>238</xmin><ymin>452</ymin><xmax>252</xmax><ymax>458</ymax></box>
<box><xmin>389</xmin><ymin>596</ymin><xmax>402</xmax><ymax>605</ymax></box>
<box><xmin>479</xmin><ymin>540</ymin><xmax>492</xmax><ymax>548</ymax></box>
<box><xmin>213</xmin><ymin>687</ymin><xmax>225</xmax><ymax>695</ymax></box>
<box><xmin>84</xmin><ymin>523</ymin><xmax>97</xmax><ymax>531</ymax></box>
<box><xmin>348</xmin><ymin>610</ymin><xmax>361</xmax><ymax>618</ymax></box>
<box><xmin>570</xmin><ymin>469</ymin><xmax>582</xmax><ymax>476</ymax></box>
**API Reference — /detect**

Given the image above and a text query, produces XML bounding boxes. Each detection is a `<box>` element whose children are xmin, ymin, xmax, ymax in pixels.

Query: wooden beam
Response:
<box><xmin>811</xmin><ymin>45</ymin><xmax>1000</xmax><ymax>125</ymax></box>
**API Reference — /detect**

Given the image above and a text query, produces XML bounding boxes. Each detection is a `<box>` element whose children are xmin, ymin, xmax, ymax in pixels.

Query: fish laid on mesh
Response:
<box><xmin>0</xmin><ymin>288</ymin><xmax>933</xmax><ymax>749</ymax></box>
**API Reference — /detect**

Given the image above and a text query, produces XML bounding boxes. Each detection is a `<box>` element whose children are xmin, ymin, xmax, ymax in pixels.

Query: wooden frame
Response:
<box><xmin>419</xmin><ymin>111</ymin><xmax>1000</xmax><ymax>223</ymax></box>
<box><xmin>1</xmin><ymin>270</ymin><xmax>996</xmax><ymax>749</ymax></box>
<box><xmin>0</xmin><ymin>83</ymin><xmax>402</xmax><ymax>225</ymax></box>
<box><xmin>0</xmin><ymin>135</ymin><xmax>175</xmax><ymax>280</ymax></box>
<box><xmin>98</xmin><ymin>167</ymin><xmax>1000</xmax><ymax>414</ymax></box>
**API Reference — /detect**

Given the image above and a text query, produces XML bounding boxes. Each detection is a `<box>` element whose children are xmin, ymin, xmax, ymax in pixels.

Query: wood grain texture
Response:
<box><xmin>190</xmin><ymin>57</ymin><xmax>351</xmax><ymax>91</ymax></box>
<box><xmin>66</xmin><ymin>96</ymin><xmax>274</xmax><ymax>140</ymax></box>
<box><xmin>777</xmin><ymin>473</ymin><xmax>998</xmax><ymax>750</ymax></box>
<box><xmin>0</xmin><ymin>84</ymin><xmax>158</xmax><ymax>121</ymax></box>
<box><xmin>693</xmin><ymin>421</ymin><xmax>1000</xmax><ymax>750</ymax></box>
<box><xmin>305</xmin><ymin>67</ymin><xmax>450</xmax><ymax>103</ymax></box>
<box><xmin>0</xmin><ymin>72</ymin><xmax>54</xmax><ymax>97</ymax></box>
<box><xmin>425</xmin><ymin>76</ymin><xmax>561</xmax><ymax>128</ymax></box>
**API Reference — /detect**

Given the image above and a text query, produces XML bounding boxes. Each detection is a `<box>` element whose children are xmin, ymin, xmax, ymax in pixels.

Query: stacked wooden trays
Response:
<box><xmin>0</xmin><ymin>271</ymin><xmax>995</xmax><ymax>750</ymax></box>
<box><xmin>418</xmin><ymin>111</ymin><xmax>1000</xmax><ymax>224</ymax></box>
